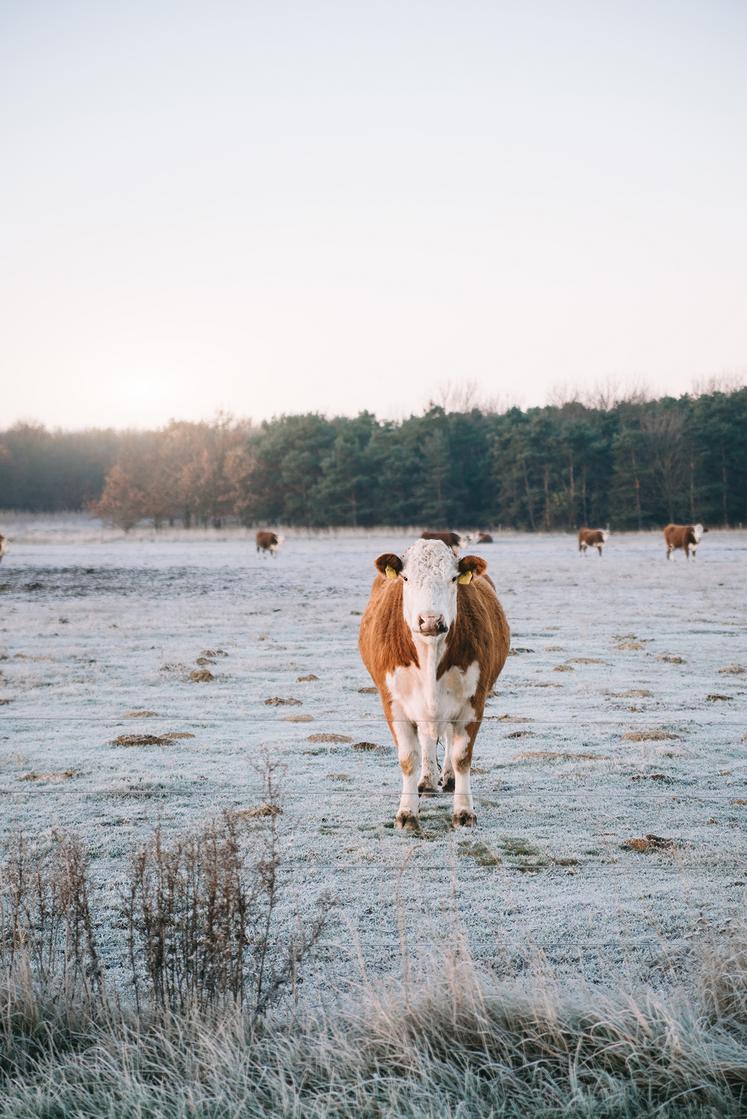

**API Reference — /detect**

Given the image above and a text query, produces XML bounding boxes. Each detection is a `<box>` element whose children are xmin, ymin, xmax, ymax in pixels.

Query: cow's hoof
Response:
<box><xmin>452</xmin><ymin>809</ymin><xmax>477</xmax><ymax>829</ymax></box>
<box><xmin>440</xmin><ymin>774</ymin><xmax>455</xmax><ymax>793</ymax></box>
<box><xmin>418</xmin><ymin>777</ymin><xmax>437</xmax><ymax>797</ymax></box>
<box><xmin>395</xmin><ymin>811</ymin><xmax>421</xmax><ymax>833</ymax></box>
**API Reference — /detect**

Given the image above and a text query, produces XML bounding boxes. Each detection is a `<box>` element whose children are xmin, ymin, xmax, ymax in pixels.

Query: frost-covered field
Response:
<box><xmin>0</xmin><ymin>515</ymin><xmax>745</xmax><ymax>994</ymax></box>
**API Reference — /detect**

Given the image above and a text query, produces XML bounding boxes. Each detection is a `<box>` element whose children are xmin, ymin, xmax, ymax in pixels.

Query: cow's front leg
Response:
<box><xmin>451</xmin><ymin>724</ymin><xmax>476</xmax><ymax>828</ymax></box>
<box><xmin>417</xmin><ymin>723</ymin><xmax>439</xmax><ymax>797</ymax></box>
<box><xmin>392</xmin><ymin>717</ymin><xmax>421</xmax><ymax>831</ymax></box>
<box><xmin>440</xmin><ymin>723</ymin><xmax>455</xmax><ymax>792</ymax></box>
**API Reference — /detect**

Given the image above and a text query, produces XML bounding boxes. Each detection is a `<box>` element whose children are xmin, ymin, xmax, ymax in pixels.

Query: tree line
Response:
<box><xmin>0</xmin><ymin>387</ymin><xmax>745</xmax><ymax>531</ymax></box>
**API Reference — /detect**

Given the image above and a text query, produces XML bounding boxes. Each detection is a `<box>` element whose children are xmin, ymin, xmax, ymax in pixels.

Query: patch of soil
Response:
<box><xmin>621</xmin><ymin>834</ymin><xmax>676</xmax><ymax>853</ymax></box>
<box><xmin>553</xmin><ymin>664</ymin><xmax>575</xmax><ymax>672</ymax></box>
<box><xmin>357</xmin><ymin>686</ymin><xmax>377</xmax><ymax>694</ymax></box>
<box><xmin>264</xmin><ymin>696</ymin><xmax>301</xmax><ymax>706</ymax></box>
<box><xmin>297</xmin><ymin>674</ymin><xmax>320</xmax><ymax>682</ymax></box>
<box><xmin>190</xmin><ymin>669</ymin><xmax>216</xmax><ymax>682</ymax></box>
<box><xmin>567</xmin><ymin>657</ymin><xmax>609</xmax><ymax>665</ymax></box>
<box><xmin>201</xmin><ymin>649</ymin><xmax>228</xmax><ymax>657</ymax></box>
<box><xmin>630</xmin><ymin>772</ymin><xmax>672</xmax><ymax>783</ymax></box>
<box><xmin>352</xmin><ymin>741</ymin><xmax>386</xmax><ymax>752</ymax></box>
<box><xmin>705</xmin><ymin>693</ymin><xmax>732</xmax><ymax>702</ymax></box>
<box><xmin>326</xmin><ymin>772</ymin><xmax>352</xmax><ymax>782</ymax></box>
<box><xmin>506</xmin><ymin>730</ymin><xmax>534</xmax><ymax>739</ymax></box>
<box><xmin>616</xmin><ymin>641</ymin><xmax>644</xmax><ymax>651</ymax></box>
<box><xmin>509</xmin><ymin>647</ymin><xmax>534</xmax><ymax>655</ymax></box>
<box><xmin>719</xmin><ymin>664</ymin><xmax>745</xmax><ymax>675</ymax></box>
<box><xmin>124</xmin><ymin>710</ymin><xmax>160</xmax><ymax>718</ymax></box>
<box><xmin>657</xmin><ymin>654</ymin><xmax>686</xmax><ymax>664</ymax></box>
<box><xmin>610</xmin><ymin>689</ymin><xmax>654</xmax><ymax>699</ymax></box>
<box><xmin>623</xmin><ymin>730</ymin><xmax>680</xmax><ymax>742</ymax></box>
<box><xmin>194</xmin><ymin>656</ymin><xmax>215</xmax><ymax>666</ymax></box>
<box><xmin>282</xmin><ymin>714</ymin><xmax>314</xmax><ymax>723</ymax></box>
<box><xmin>308</xmin><ymin>733</ymin><xmax>353</xmax><ymax>744</ymax></box>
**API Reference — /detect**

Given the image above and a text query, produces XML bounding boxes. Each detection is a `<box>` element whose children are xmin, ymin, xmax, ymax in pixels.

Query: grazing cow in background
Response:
<box><xmin>255</xmin><ymin>530</ymin><xmax>280</xmax><ymax>557</ymax></box>
<box><xmin>359</xmin><ymin>539</ymin><xmax>510</xmax><ymax>831</ymax></box>
<box><xmin>421</xmin><ymin>530</ymin><xmax>461</xmax><ymax>554</ymax></box>
<box><xmin>476</xmin><ymin>531</ymin><xmax>493</xmax><ymax>544</ymax></box>
<box><xmin>0</xmin><ymin>534</ymin><xmax>6</xmax><ymax>563</ymax></box>
<box><xmin>664</xmin><ymin>523</ymin><xmax>706</xmax><ymax>560</ymax></box>
<box><xmin>578</xmin><ymin>527</ymin><xmax>609</xmax><ymax>556</ymax></box>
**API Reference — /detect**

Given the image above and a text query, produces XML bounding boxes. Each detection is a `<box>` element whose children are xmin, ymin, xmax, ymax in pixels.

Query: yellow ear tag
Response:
<box><xmin>385</xmin><ymin>565</ymin><xmax>399</xmax><ymax>580</ymax></box>
<box><xmin>457</xmin><ymin>570</ymin><xmax>473</xmax><ymax>585</ymax></box>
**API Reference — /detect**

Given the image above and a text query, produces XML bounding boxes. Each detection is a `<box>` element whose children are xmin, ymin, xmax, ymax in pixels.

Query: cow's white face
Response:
<box><xmin>375</xmin><ymin>540</ymin><xmax>486</xmax><ymax>640</ymax></box>
<box><xmin>692</xmin><ymin>523</ymin><xmax>704</xmax><ymax>543</ymax></box>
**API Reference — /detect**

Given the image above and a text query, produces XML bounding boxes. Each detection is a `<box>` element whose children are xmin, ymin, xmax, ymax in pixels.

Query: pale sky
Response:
<box><xmin>2</xmin><ymin>0</ymin><xmax>746</xmax><ymax>429</ymax></box>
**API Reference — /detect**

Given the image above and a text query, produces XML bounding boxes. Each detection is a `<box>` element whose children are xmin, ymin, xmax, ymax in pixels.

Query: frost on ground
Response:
<box><xmin>0</xmin><ymin>515</ymin><xmax>745</xmax><ymax>996</ymax></box>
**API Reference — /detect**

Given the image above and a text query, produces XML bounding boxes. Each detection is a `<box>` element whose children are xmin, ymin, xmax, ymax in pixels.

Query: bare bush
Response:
<box><xmin>122</xmin><ymin>758</ymin><xmax>330</xmax><ymax>1017</ymax></box>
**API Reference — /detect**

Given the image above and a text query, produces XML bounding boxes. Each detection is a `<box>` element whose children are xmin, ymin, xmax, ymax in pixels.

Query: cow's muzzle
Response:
<box><xmin>417</xmin><ymin>613</ymin><xmax>448</xmax><ymax>636</ymax></box>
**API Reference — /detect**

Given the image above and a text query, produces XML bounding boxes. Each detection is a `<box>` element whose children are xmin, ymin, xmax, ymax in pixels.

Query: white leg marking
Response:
<box><xmin>417</xmin><ymin>724</ymin><xmax>439</xmax><ymax>795</ymax></box>
<box><xmin>451</xmin><ymin>726</ymin><xmax>476</xmax><ymax>827</ymax></box>
<box><xmin>392</xmin><ymin>715</ymin><xmax>421</xmax><ymax>829</ymax></box>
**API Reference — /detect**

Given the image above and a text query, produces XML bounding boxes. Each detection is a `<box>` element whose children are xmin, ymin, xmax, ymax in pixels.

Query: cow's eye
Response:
<box><xmin>452</xmin><ymin>575</ymin><xmax>458</xmax><ymax>582</ymax></box>
<box><xmin>401</xmin><ymin>574</ymin><xmax>408</xmax><ymax>582</ymax></box>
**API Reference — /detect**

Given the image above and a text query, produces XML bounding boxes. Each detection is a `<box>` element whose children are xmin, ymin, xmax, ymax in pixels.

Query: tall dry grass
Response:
<box><xmin>0</xmin><ymin>766</ymin><xmax>745</xmax><ymax>1115</ymax></box>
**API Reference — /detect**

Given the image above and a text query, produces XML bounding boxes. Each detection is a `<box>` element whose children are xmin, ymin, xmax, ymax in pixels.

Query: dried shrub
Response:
<box><xmin>0</xmin><ymin>831</ymin><xmax>102</xmax><ymax>1003</ymax></box>
<box><xmin>122</xmin><ymin>758</ymin><xmax>329</xmax><ymax>1018</ymax></box>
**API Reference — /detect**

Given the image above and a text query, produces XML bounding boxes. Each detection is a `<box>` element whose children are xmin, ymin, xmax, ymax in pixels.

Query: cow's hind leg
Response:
<box><xmin>392</xmin><ymin>715</ymin><xmax>421</xmax><ymax>831</ymax></box>
<box><xmin>440</xmin><ymin>724</ymin><xmax>455</xmax><ymax>792</ymax></box>
<box><xmin>416</xmin><ymin>723</ymin><xmax>439</xmax><ymax>797</ymax></box>
<box><xmin>451</xmin><ymin>724</ymin><xmax>476</xmax><ymax>828</ymax></box>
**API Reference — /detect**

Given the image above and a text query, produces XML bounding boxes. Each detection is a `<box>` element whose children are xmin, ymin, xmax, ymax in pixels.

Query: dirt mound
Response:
<box><xmin>190</xmin><ymin>670</ymin><xmax>215</xmax><ymax>683</ymax></box>
<box><xmin>111</xmin><ymin>732</ymin><xmax>195</xmax><ymax>747</ymax></box>
<box><xmin>297</xmin><ymin>673</ymin><xmax>319</xmax><ymax>682</ymax></box>
<box><xmin>621</xmin><ymin>834</ymin><xmax>676</xmax><ymax>853</ymax></box>
<box><xmin>623</xmin><ymin>730</ymin><xmax>680</xmax><ymax>742</ymax></box>
<box><xmin>308</xmin><ymin>733</ymin><xmax>353</xmax><ymax>744</ymax></box>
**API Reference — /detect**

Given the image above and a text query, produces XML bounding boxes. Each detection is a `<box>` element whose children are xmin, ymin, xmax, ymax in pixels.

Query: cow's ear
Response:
<box><xmin>458</xmin><ymin>554</ymin><xmax>487</xmax><ymax>584</ymax></box>
<box><xmin>375</xmin><ymin>553</ymin><xmax>403</xmax><ymax>579</ymax></box>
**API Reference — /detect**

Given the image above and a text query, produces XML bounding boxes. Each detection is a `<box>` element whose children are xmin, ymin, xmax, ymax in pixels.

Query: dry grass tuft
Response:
<box><xmin>123</xmin><ymin>709</ymin><xmax>160</xmax><ymax>718</ymax></box>
<box><xmin>190</xmin><ymin>669</ymin><xmax>216</xmax><ymax>682</ymax></box>
<box><xmin>111</xmin><ymin>732</ymin><xmax>195</xmax><ymax>747</ymax></box>
<box><xmin>297</xmin><ymin>673</ymin><xmax>319</xmax><ymax>682</ymax></box>
<box><xmin>357</xmin><ymin>685</ymin><xmax>377</xmax><ymax>694</ymax></box>
<box><xmin>616</xmin><ymin>640</ymin><xmax>645</xmax><ymax>651</ymax></box>
<box><xmin>352</xmin><ymin>741</ymin><xmax>385</xmax><ymax>752</ymax></box>
<box><xmin>621</xmin><ymin>834</ymin><xmax>677</xmax><ymax>853</ymax></box>
<box><xmin>719</xmin><ymin>664</ymin><xmax>745</xmax><ymax>676</ymax></box>
<box><xmin>308</xmin><ymin>732</ymin><xmax>353</xmax><ymax>744</ymax></box>
<box><xmin>657</xmin><ymin>653</ymin><xmax>686</xmax><ymax>664</ymax></box>
<box><xmin>264</xmin><ymin>696</ymin><xmax>301</xmax><ymax>706</ymax></box>
<box><xmin>513</xmin><ymin>750</ymin><xmax>608</xmax><ymax>763</ymax></box>
<box><xmin>19</xmin><ymin>769</ymin><xmax>80</xmax><ymax>783</ymax></box>
<box><xmin>623</xmin><ymin>729</ymin><xmax>680</xmax><ymax>742</ymax></box>
<box><xmin>705</xmin><ymin>693</ymin><xmax>732</xmax><ymax>702</ymax></box>
<box><xmin>282</xmin><ymin>713</ymin><xmax>314</xmax><ymax>723</ymax></box>
<box><xmin>552</xmin><ymin>663</ymin><xmax>575</xmax><ymax>672</ymax></box>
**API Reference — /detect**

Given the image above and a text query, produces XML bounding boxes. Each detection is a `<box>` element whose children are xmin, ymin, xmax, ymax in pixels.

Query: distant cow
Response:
<box><xmin>578</xmin><ymin>527</ymin><xmax>609</xmax><ymax>556</ymax></box>
<box><xmin>476</xmin><ymin>531</ymin><xmax>493</xmax><ymax>544</ymax></box>
<box><xmin>0</xmin><ymin>534</ymin><xmax>5</xmax><ymax>563</ymax></box>
<box><xmin>421</xmin><ymin>530</ymin><xmax>461</xmax><ymax>554</ymax></box>
<box><xmin>255</xmin><ymin>530</ymin><xmax>279</xmax><ymax>557</ymax></box>
<box><xmin>664</xmin><ymin>523</ymin><xmax>706</xmax><ymax>560</ymax></box>
<box><xmin>359</xmin><ymin>539</ymin><xmax>510</xmax><ymax>831</ymax></box>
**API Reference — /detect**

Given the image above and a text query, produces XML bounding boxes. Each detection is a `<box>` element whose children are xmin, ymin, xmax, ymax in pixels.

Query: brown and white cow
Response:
<box><xmin>664</xmin><ymin>523</ymin><xmax>706</xmax><ymax>560</ymax></box>
<box><xmin>359</xmin><ymin>539</ymin><xmax>510</xmax><ymax>831</ymax></box>
<box><xmin>578</xmin><ymin>527</ymin><xmax>609</xmax><ymax>556</ymax></box>
<box><xmin>255</xmin><ymin>530</ymin><xmax>279</xmax><ymax>557</ymax></box>
<box><xmin>0</xmin><ymin>534</ymin><xmax>6</xmax><ymax>563</ymax></box>
<box><xmin>421</xmin><ymin>530</ymin><xmax>461</xmax><ymax>554</ymax></box>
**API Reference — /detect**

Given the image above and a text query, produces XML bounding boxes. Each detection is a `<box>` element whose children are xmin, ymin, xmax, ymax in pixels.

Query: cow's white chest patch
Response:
<box><xmin>385</xmin><ymin>658</ymin><xmax>480</xmax><ymax>735</ymax></box>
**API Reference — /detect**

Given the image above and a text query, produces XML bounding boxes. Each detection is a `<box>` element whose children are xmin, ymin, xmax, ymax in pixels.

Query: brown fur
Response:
<box><xmin>578</xmin><ymin>527</ymin><xmax>606</xmax><ymax>552</ymax></box>
<box><xmin>663</xmin><ymin>523</ymin><xmax>698</xmax><ymax>557</ymax></box>
<box><xmin>358</xmin><ymin>556</ymin><xmax>510</xmax><ymax>773</ymax></box>
<box><xmin>421</xmin><ymin>530</ymin><xmax>461</xmax><ymax>551</ymax></box>
<box><xmin>255</xmin><ymin>530</ymin><xmax>279</xmax><ymax>553</ymax></box>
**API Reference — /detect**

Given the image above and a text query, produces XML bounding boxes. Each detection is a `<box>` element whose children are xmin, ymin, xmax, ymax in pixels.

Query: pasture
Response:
<box><xmin>0</xmin><ymin>516</ymin><xmax>745</xmax><ymax>996</ymax></box>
